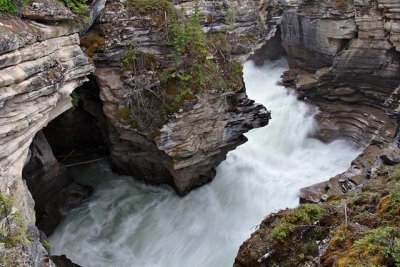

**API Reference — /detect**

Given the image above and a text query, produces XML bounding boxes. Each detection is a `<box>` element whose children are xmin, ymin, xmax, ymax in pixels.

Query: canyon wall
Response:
<box><xmin>0</xmin><ymin>2</ymin><xmax>95</xmax><ymax>264</ymax></box>
<box><xmin>276</xmin><ymin>0</ymin><xmax>400</xmax><ymax>202</ymax></box>
<box><xmin>86</xmin><ymin>0</ymin><xmax>270</xmax><ymax>195</ymax></box>
<box><xmin>0</xmin><ymin>0</ymin><xmax>271</xmax><ymax>220</ymax></box>
<box><xmin>235</xmin><ymin>0</ymin><xmax>400</xmax><ymax>266</ymax></box>
<box><xmin>0</xmin><ymin>15</ymin><xmax>94</xmax><ymax>221</ymax></box>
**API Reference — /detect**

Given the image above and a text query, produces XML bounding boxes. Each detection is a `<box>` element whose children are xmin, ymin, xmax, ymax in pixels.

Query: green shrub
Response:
<box><xmin>225</xmin><ymin>5</ymin><xmax>237</xmax><ymax>30</ymax></box>
<box><xmin>70</xmin><ymin>91</ymin><xmax>80</xmax><ymax>108</ymax></box>
<box><xmin>270</xmin><ymin>204</ymin><xmax>323</xmax><ymax>241</ymax></box>
<box><xmin>378</xmin><ymin>185</ymin><xmax>400</xmax><ymax>215</ymax></box>
<box><xmin>161</xmin><ymin>1</ymin><xmax>243</xmax><ymax>112</ymax></box>
<box><xmin>0</xmin><ymin>0</ymin><xmax>27</xmax><ymax>14</ymax></box>
<box><xmin>389</xmin><ymin>185</ymin><xmax>400</xmax><ymax>210</ymax></box>
<box><xmin>57</xmin><ymin>0</ymin><xmax>90</xmax><ymax>25</ymax></box>
<box><xmin>394</xmin><ymin>238</ymin><xmax>400</xmax><ymax>266</ymax></box>
<box><xmin>0</xmin><ymin>192</ymin><xmax>28</xmax><ymax>248</ymax></box>
<box><xmin>121</xmin><ymin>0</ymin><xmax>246</xmax><ymax>131</ymax></box>
<box><xmin>271</xmin><ymin>222</ymin><xmax>294</xmax><ymax>241</ymax></box>
<box><xmin>351</xmin><ymin>227</ymin><xmax>400</xmax><ymax>266</ymax></box>
<box><xmin>58</xmin><ymin>0</ymin><xmax>88</xmax><ymax>14</ymax></box>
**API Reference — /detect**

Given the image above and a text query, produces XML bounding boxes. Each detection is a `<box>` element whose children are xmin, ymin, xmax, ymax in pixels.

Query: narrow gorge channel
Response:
<box><xmin>48</xmin><ymin>59</ymin><xmax>361</xmax><ymax>267</ymax></box>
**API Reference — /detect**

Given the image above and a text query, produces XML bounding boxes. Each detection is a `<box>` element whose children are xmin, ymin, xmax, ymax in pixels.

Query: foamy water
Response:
<box><xmin>50</xmin><ymin>59</ymin><xmax>360</xmax><ymax>267</ymax></box>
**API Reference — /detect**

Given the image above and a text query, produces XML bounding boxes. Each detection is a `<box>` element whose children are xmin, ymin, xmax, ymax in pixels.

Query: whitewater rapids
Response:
<box><xmin>50</xmin><ymin>59</ymin><xmax>360</xmax><ymax>267</ymax></box>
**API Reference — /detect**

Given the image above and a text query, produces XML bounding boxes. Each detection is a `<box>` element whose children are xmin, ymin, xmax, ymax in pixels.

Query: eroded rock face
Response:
<box><xmin>281</xmin><ymin>10</ymin><xmax>356</xmax><ymax>71</ymax></box>
<box><xmin>86</xmin><ymin>0</ymin><xmax>270</xmax><ymax>195</ymax></box>
<box><xmin>268</xmin><ymin>0</ymin><xmax>400</xmax><ymax>203</ymax></box>
<box><xmin>280</xmin><ymin>0</ymin><xmax>400</xmax><ymax>145</ymax></box>
<box><xmin>236</xmin><ymin>1</ymin><xmax>400</xmax><ymax>264</ymax></box>
<box><xmin>23</xmin><ymin>131</ymin><xmax>93</xmax><ymax>235</ymax></box>
<box><xmin>0</xmin><ymin>16</ymin><xmax>94</xmax><ymax>221</ymax></box>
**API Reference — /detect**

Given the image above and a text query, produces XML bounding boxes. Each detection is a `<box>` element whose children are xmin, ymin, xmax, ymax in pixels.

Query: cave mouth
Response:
<box><xmin>22</xmin><ymin>75</ymin><xmax>109</xmax><ymax>236</ymax></box>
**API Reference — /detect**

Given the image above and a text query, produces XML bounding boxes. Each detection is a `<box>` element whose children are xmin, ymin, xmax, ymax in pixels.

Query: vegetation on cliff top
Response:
<box><xmin>0</xmin><ymin>0</ymin><xmax>27</xmax><ymax>14</ymax></box>
<box><xmin>0</xmin><ymin>192</ymin><xmax>27</xmax><ymax>248</ymax></box>
<box><xmin>270</xmin><ymin>203</ymin><xmax>323</xmax><ymax>241</ymax></box>
<box><xmin>118</xmin><ymin>0</ymin><xmax>243</xmax><ymax>134</ymax></box>
<box><xmin>125</xmin><ymin>0</ymin><xmax>174</xmax><ymax>14</ymax></box>
<box><xmin>58</xmin><ymin>0</ymin><xmax>89</xmax><ymax>15</ymax></box>
<box><xmin>234</xmin><ymin>164</ymin><xmax>400</xmax><ymax>267</ymax></box>
<box><xmin>0</xmin><ymin>0</ymin><xmax>89</xmax><ymax>16</ymax></box>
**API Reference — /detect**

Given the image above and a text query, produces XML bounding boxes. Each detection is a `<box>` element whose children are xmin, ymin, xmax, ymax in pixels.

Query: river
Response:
<box><xmin>50</xmin><ymin>59</ymin><xmax>360</xmax><ymax>267</ymax></box>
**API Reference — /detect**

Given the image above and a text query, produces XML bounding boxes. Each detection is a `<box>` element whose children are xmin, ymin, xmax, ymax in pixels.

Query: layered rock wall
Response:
<box><xmin>269</xmin><ymin>0</ymin><xmax>400</xmax><ymax>202</ymax></box>
<box><xmin>86</xmin><ymin>0</ymin><xmax>270</xmax><ymax>195</ymax></box>
<box><xmin>0</xmin><ymin>17</ymin><xmax>94</xmax><ymax>221</ymax></box>
<box><xmin>235</xmin><ymin>1</ymin><xmax>400</xmax><ymax>265</ymax></box>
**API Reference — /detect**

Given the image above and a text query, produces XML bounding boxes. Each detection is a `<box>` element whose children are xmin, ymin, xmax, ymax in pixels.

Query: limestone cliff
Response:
<box><xmin>0</xmin><ymin>16</ymin><xmax>94</xmax><ymax>221</ymax></box>
<box><xmin>273</xmin><ymin>0</ymin><xmax>400</xmax><ymax>202</ymax></box>
<box><xmin>84</xmin><ymin>0</ymin><xmax>270</xmax><ymax>195</ymax></box>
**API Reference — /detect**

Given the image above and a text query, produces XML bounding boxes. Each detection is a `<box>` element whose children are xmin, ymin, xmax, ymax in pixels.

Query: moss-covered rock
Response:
<box><xmin>234</xmin><ymin>162</ymin><xmax>400</xmax><ymax>267</ymax></box>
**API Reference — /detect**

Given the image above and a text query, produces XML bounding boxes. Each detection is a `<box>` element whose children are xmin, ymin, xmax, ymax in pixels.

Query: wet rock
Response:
<box><xmin>23</xmin><ymin>131</ymin><xmax>93</xmax><ymax>235</ymax></box>
<box><xmin>51</xmin><ymin>255</ymin><xmax>81</xmax><ymax>267</ymax></box>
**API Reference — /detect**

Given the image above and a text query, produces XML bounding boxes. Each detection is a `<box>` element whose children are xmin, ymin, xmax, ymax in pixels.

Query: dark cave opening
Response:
<box><xmin>22</xmin><ymin>76</ymin><xmax>109</xmax><ymax>236</ymax></box>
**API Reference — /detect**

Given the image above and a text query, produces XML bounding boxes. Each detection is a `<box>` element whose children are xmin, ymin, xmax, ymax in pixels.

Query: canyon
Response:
<box><xmin>0</xmin><ymin>0</ymin><xmax>399</xmax><ymax>266</ymax></box>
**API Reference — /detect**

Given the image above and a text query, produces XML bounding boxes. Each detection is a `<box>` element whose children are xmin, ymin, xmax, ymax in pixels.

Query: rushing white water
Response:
<box><xmin>50</xmin><ymin>59</ymin><xmax>360</xmax><ymax>267</ymax></box>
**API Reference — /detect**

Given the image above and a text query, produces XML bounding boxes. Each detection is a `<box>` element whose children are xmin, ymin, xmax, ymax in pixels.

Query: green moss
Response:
<box><xmin>42</xmin><ymin>240</ymin><xmax>52</xmax><ymax>250</ymax></box>
<box><xmin>284</xmin><ymin>203</ymin><xmax>323</xmax><ymax>224</ymax></box>
<box><xmin>271</xmin><ymin>222</ymin><xmax>294</xmax><ymax>241</ymax></box>
<box><xmin>125</xmin><ymin>0</ymin><xmax>174</xmax><ymax>13</ymax></box>
<box><xmin>270</xmin><ymin>204</ymin><xmax>323</xmax><ymax>241</ymax></box>
<box><xmin>378</xmin><ymin>185</ymin><xmax>400</xmax><ymax>216</ymax></box>
<box><xmin>80</xmin><ymin>33</ymin><xmax>106</xmax><ymax>58</ymax></box>
<box><xmin>115</xmin><ymin>107</ymin><xmax>131</xmax><ymax>123</ymax></box>
<box><xmin>335</xmin><ymin>227</ymin><xmax>400</xmax><ymax>266</ymax></box>
<box><xmin>389</xmin><ymin>165</ymin><xmax>400</xmax><ymax>181</ymax></box>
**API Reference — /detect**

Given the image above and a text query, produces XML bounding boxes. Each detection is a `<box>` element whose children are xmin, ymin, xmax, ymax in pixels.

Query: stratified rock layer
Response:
<box><xmin>87</xmin><ymin>0</ymin><xmax>270</xmax><ymax>195</ymax></box>
<box><xmin>0</xmin><ymin>17</ymin><xmax>94</xmax><ymax>221</ymax></box>
<box><xmin>275</xmin><ymin>0</ymin><xmax>400</xmax><ymax>202</ymax></box>
<box><xmin>236</xmin><ymin>0</ymin><xmax>400</xmax><ymax>265</ymax></box>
